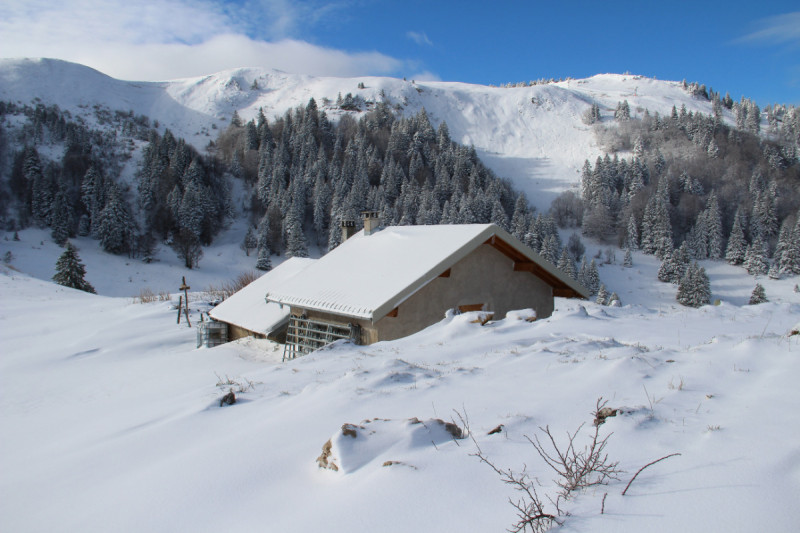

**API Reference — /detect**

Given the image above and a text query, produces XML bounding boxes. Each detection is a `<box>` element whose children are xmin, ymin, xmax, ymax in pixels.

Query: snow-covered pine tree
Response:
<box><xmin>705</xmin><ymin>192</ymin><xmax>723</xmax><ymax>260</ymax></box>
<box><xmin>284</xmin><ymin>211</ymin><xmax>309</xmax><ymax>258</ymax></box>
<box><xmin>510</xmin><ymin>193</ymin><xmax>530</xmax><ymax>242</ymax></box>
<box><xmin>767</xmin><ymin>262</ymin><xmax>781</xmax><ymax>280</ymax></box>
<box><xmin>749</xmin><ymin>283</ymin><xmax>768</xmax><ymax>305</ymax></box>
<box><xmin>676</xmin><ymin>262</ymin><xmax>710</xmax><ymax>308</ymax></box>
<box><xmin>657</xmin><ymin>251</ymin><xmax>676</xmax><ymax>283</ymax></box>
<box><xmin>242</xmin><ymin>226</ymin><xmax>257</xmax><ymax>256</ymax></box>
<box><xmin>255</xmin><ymin>245</ymin><xmax>272</xmax><ymax>271</ymax></box>
<box><xmin>596</xmin><ymin>284</ymin><xmax>609</xmax><ymax>305</ymax></box>
<box><xmin>672</xmin><ymin>241</ymin><xmax>690</xmax><ymax>282</ymax></box>
<box><xmin>623</xmin><ymin>248</ymin><xmax>633</xmax><ymax>268</ymax></box>
<box><xmin>50</xmin><ymin>189</ymin><xmax>73</xmax><ymax>246</ymax></box>
<box><xmin>556</xmin><ymin>248</ymin><xmax>576</xmax><ymax>280</ymax></box>
<box><xmin>255</xmin><ymin>215</ymin><xmax>272</xmax><ymax>270</ymax></box>
<box><xmin>97</xmin><ymin>185</ymin><xmax>135</xmax><ymax>255</ymax></box>
<box><xmin>744</xmin><ymin>237</ymin><xmax>768</xmax><ymax>275</ymax></box>
<box><xmin>540</xmin><ymin>234</ymin><xmax>560</xmax><ymax>265</ymax></box>
<box><xmin>625</xmin><ymin>214</ymin><xmax>639</xmax><ymax>250</ymax></box>
<box><xmin>778</xmin><ymin>212</ymin><xmax>800</xmax><ymax>275</ymax></box>
<box><xmin>725</xmin><ymin>210</ymin><xmax>747</xmax><ymax>265</ymax></box>
<box><xmin>53</xmin><ymin>242</ymin><xmax>96</xmax><ymax>294</ymax></box>
<box><xmin>577</xmin><ymin>256</ymin><xmax>588</xmax><ymax>290</ymax></box>
<box><xmin>614</xmin><ymin>100</ymin><xmax>631</xmax><ymax>121</ymax></box>
<box><xmin>585</xmin><ymin>259</ymin><xmax>600</xmax><ymax>295</ymax></box>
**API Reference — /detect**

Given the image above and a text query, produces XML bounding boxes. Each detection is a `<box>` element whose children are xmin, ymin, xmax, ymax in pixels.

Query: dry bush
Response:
<box><xmin>214</xmin><ymin>372</ymin><xmax>255</xmax><ymax>393</ymax></box>
<box><xmin>134</xmin><ymin>288</ymin><xmax>172</xmax><ymax>304</ymax></box>
<box><xmin>473</xmin><ymin>398</ymin><xmax>622</xmax><ymax>532</ymax></box>
<box><xmin>205</xmin><ymin>270</ymin><xmax>260</xmax><ymax>301</ymax></box>
<box><xmin>135</xmin><ymin>288</ymin><xmax>157</xmax><ymax>303</ymax></box>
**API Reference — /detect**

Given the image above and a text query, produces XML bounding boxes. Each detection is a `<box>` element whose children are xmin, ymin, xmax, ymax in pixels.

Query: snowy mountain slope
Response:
<box><xmin>1</xmin><ymin>253</ymin><xmax>798</xmax><ymax>532</ymax></box>
<box><xmin>0</xmin><ymin>58</ymin><xmax>725</xmax><ymax>210</ymax></box>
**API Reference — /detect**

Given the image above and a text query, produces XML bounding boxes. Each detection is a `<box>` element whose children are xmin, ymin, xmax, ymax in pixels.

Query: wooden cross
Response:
<box><xmin>177</xmin><ymin>276</ymin><xmax>191</xmax><ymax>327</ymax></box>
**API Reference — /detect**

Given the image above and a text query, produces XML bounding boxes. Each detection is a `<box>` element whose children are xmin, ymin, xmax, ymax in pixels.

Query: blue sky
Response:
<box><xmin>1</xmin><ymin>0</ymin><xmax>798</xmax><ymax>105</ymax></box>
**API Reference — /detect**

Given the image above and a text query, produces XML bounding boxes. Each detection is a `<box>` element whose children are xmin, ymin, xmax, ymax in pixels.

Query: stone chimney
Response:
<box><xmin>341</xmin><ymin>219</ymin><xmax>357</xmax><ymax>241</ymax></box>
<box><xmin>361</xmin><ymin>210</ymin><xmax>381</xmax><ymax>236</ymax></box>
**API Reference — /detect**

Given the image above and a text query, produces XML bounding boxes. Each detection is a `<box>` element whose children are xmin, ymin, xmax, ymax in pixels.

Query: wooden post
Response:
<box><xmin>177</xmin><ymin>295</ymin><xmax>183</xmax><ymax>324</ymax></box>
<box><xmin>179</xmin><ymin>277</ymin><xmax>191</xmax><ymax>327</ymax></box>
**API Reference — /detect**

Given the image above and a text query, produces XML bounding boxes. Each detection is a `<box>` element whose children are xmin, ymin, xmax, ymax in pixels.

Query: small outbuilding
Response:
<box><xmin>267</xmin><ymin>213</ymin><xmax>588</xmax><ymax>359</ymax></box>
<box><xmin>207</xmin><ymin>257</ymin><xmax>316</xmax><ymax>343</ymax></box>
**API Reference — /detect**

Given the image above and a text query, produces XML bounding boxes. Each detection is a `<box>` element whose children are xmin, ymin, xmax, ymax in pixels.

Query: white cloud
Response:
<box><xmin>737</xmin><ymin>12</ymin><xmax>800</xmax><ymax>45</ymax></box>
<box><xmin>0</xmin><ymin>0</ymin><xmax>409</xmax><ymax>80</ymax></box>
<box><xmin>406</xmin><ymin>31</ymin><xmax>433</xmax><ymax>46</ymax></box>
<box><xmin>409</xmin><ymin>71</ymin><xmax>441</xmax><ymax>82</ymax></box>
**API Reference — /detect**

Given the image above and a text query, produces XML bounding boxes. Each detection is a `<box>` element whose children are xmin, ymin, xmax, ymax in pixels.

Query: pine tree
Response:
<box><xmin>243</xmin><ymin>226</ymin><xmax>257</xmax><ymax>256</ymax></box>
<box><xmin>50</xmin><ymin>189</ymin><xmax>73</xmax><ymax>246</ymax></box>
<box><xmin>255</xmin><ymin>245</ymin><xmax>272</xmax><ymax>271</ymax></box>
<box><xmin>585</xmin><ymin>259</ymin><xmax>600</xmax><ymax>295</ymax></box>
<box><xmin>608</xmin><ymin>292</ymin><xmax>621</xmax><ymax>306</ymax></box>
<box><xmin>556</xmin><ymin>248</ymin><xmax>576</xmax><ymax>280</ymax></box>
<box><xmin>672</xmin><ymin>242</ymin><xmax>691</xmax><ymax>282</ymax></box>
<box><xmin>676</xmin><ymin>262</ymin><xmax>710</xmax><ymax>308</ymax></box>
<box><xmin>577</xmin><ymin>256</ymin><xmax>588</xmax><ymax>289</ymax></box>
<box><xmin>658</xmin><ymin>251</ymin><xmax>676</xmax><ymax>283</ymax></box>
<box><xmin>255</xmin><ymin>215</ymin><xmax>272</xmax><ymax>270</ymax></box>
<box><xmin>744</xmin><ymin>238</ymin><xmax>768</xmax><ymax>275</ymax></box>
<box><xmin>725</xmin><ymin>211</ymin><xmax>747</xmax><ymax>265</ymax></box>
<box><xmin>705</xmin><ymin>193</ymin><xmax>724</xmax><ymax>260</ymax></box>
<box><xmin>767</xmin><ymin>262</ymin><xmax>781</xmax><ymax>279</ymax></box>
<box><xmin>623</xmin><ymin>248</ymin><xmax>633</xmax><ymax>268</ymax></box>
<box><xmin>510</xmin><ymin>193</ymin><xmax>530</xmax><ymax>242</ymax></box>
<box><xmin>53</xmin><ymin>242</ymin><xmax>96</xmax><ymax>294</ymax></box>
<box><xmin>284</xmin><ymin>211</ymin><xmax>309</xmax><ymax>258</ymax></box>
<box><xmin>97</xmin><ymin>185</ymin><xmax>135</xmax><ymax>255</ymax></box>
<box><xmin>749</xmin><ymin>283</ymin><xmax>768</xmax><ymax>305</ymax></box>
<box><xmin>778</xmin><ymin>213</ymin><xmax>800</xmax><ymax>275</ymax></box>
<box><xmin>596</xmin><ymin>283</ymin><xmax>609</xmax><ymax>305</ymax></box>
<box><xmin>625</xmin><ymin>214</ymin><xmax>639</xmax><ymax>250</ymax></box>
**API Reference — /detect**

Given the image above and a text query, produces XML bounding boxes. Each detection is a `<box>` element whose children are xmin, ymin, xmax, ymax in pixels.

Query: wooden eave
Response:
<box><xmin>485</xmin><ymin>236</ymin><xmax>584</xmax><ymax>299</ymax></box>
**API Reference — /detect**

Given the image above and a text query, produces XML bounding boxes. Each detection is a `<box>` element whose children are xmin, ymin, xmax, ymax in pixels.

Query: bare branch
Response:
<box><xmin>622</xmin><ymin>453</ymin><xmax>682</xmax><ymax>496</ymax></box>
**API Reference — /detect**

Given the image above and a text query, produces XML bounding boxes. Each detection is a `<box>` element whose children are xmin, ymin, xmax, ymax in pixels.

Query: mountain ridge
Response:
<box><xmin>0</xmin><ymin>57</ymin><xmax>726</xmax><ymax>210</ymax></box>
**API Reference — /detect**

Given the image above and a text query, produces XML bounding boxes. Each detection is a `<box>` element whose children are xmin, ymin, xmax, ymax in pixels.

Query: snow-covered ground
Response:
<box><xmin>2</xmin><ymin>224</ymin><xmax>799</xmax><ymax>532</ymax></box>
<box><xmin>0</xmin><ymin>59</ymin><xmax>725</xmax><ymax>211</ymax></box>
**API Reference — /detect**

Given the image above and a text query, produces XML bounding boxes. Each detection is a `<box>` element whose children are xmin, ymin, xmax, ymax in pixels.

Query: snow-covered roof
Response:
<box><xmin>266</xmin><ymin>224</ymin><xmax>587</xmax><ymax>321</ymax></box>
<box><xmin>208</xmin><ymin>257</ymin><xmax>316</xmax><ymax>335</ymax></box>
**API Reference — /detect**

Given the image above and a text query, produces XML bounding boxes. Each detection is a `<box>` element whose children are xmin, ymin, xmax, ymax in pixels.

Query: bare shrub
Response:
<box><xmin>135</xmin><ymin>288</ymin><xmax>158</xmax><ymax>303</ymax></box>
<box><xmin>528</xmin><ymin>420</ymin><xmax>620</xmax><ymax>495</ymax></box>
<box><xmin>473</xmin><ymin>438</ymin><xmax>562</xmax><ymax>533</ymax></box>
<box><xmin>473</xmin><ymin>398</ymin><xmax>622</xmax><ymax>532</ymax></box>
<box><xmin>214</xmin><ymin>372</ymin><xmax>255</xmax><ymax>393</ymax></box>
<box><xmin>205</xmin><ymin>270</ymin><xmax>261</xmax><ymax>301</ymax></box>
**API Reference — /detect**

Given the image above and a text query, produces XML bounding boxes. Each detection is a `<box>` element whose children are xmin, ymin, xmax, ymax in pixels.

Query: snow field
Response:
<box><xmin>2</xmin><ymin>255</ymin><xmax>799</xmax><ymax>532</ymax></box>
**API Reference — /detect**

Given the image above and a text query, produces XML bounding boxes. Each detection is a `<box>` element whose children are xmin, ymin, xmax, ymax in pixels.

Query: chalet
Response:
<box><xmin>267</xmin><ymin>212</ymin><xmax>588</xmax><ymax>359</ymax></box>
<box><xmin>207</xmin><ymin>257</ymin><xmax>316</xmax><ymax>343</ymax></box>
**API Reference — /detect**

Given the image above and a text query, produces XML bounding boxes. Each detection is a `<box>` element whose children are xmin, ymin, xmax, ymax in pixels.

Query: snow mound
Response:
<box><xmin>317</xmin><ymin>418</ymin><xmax>465</xmax><ymax>474</ymax></box>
